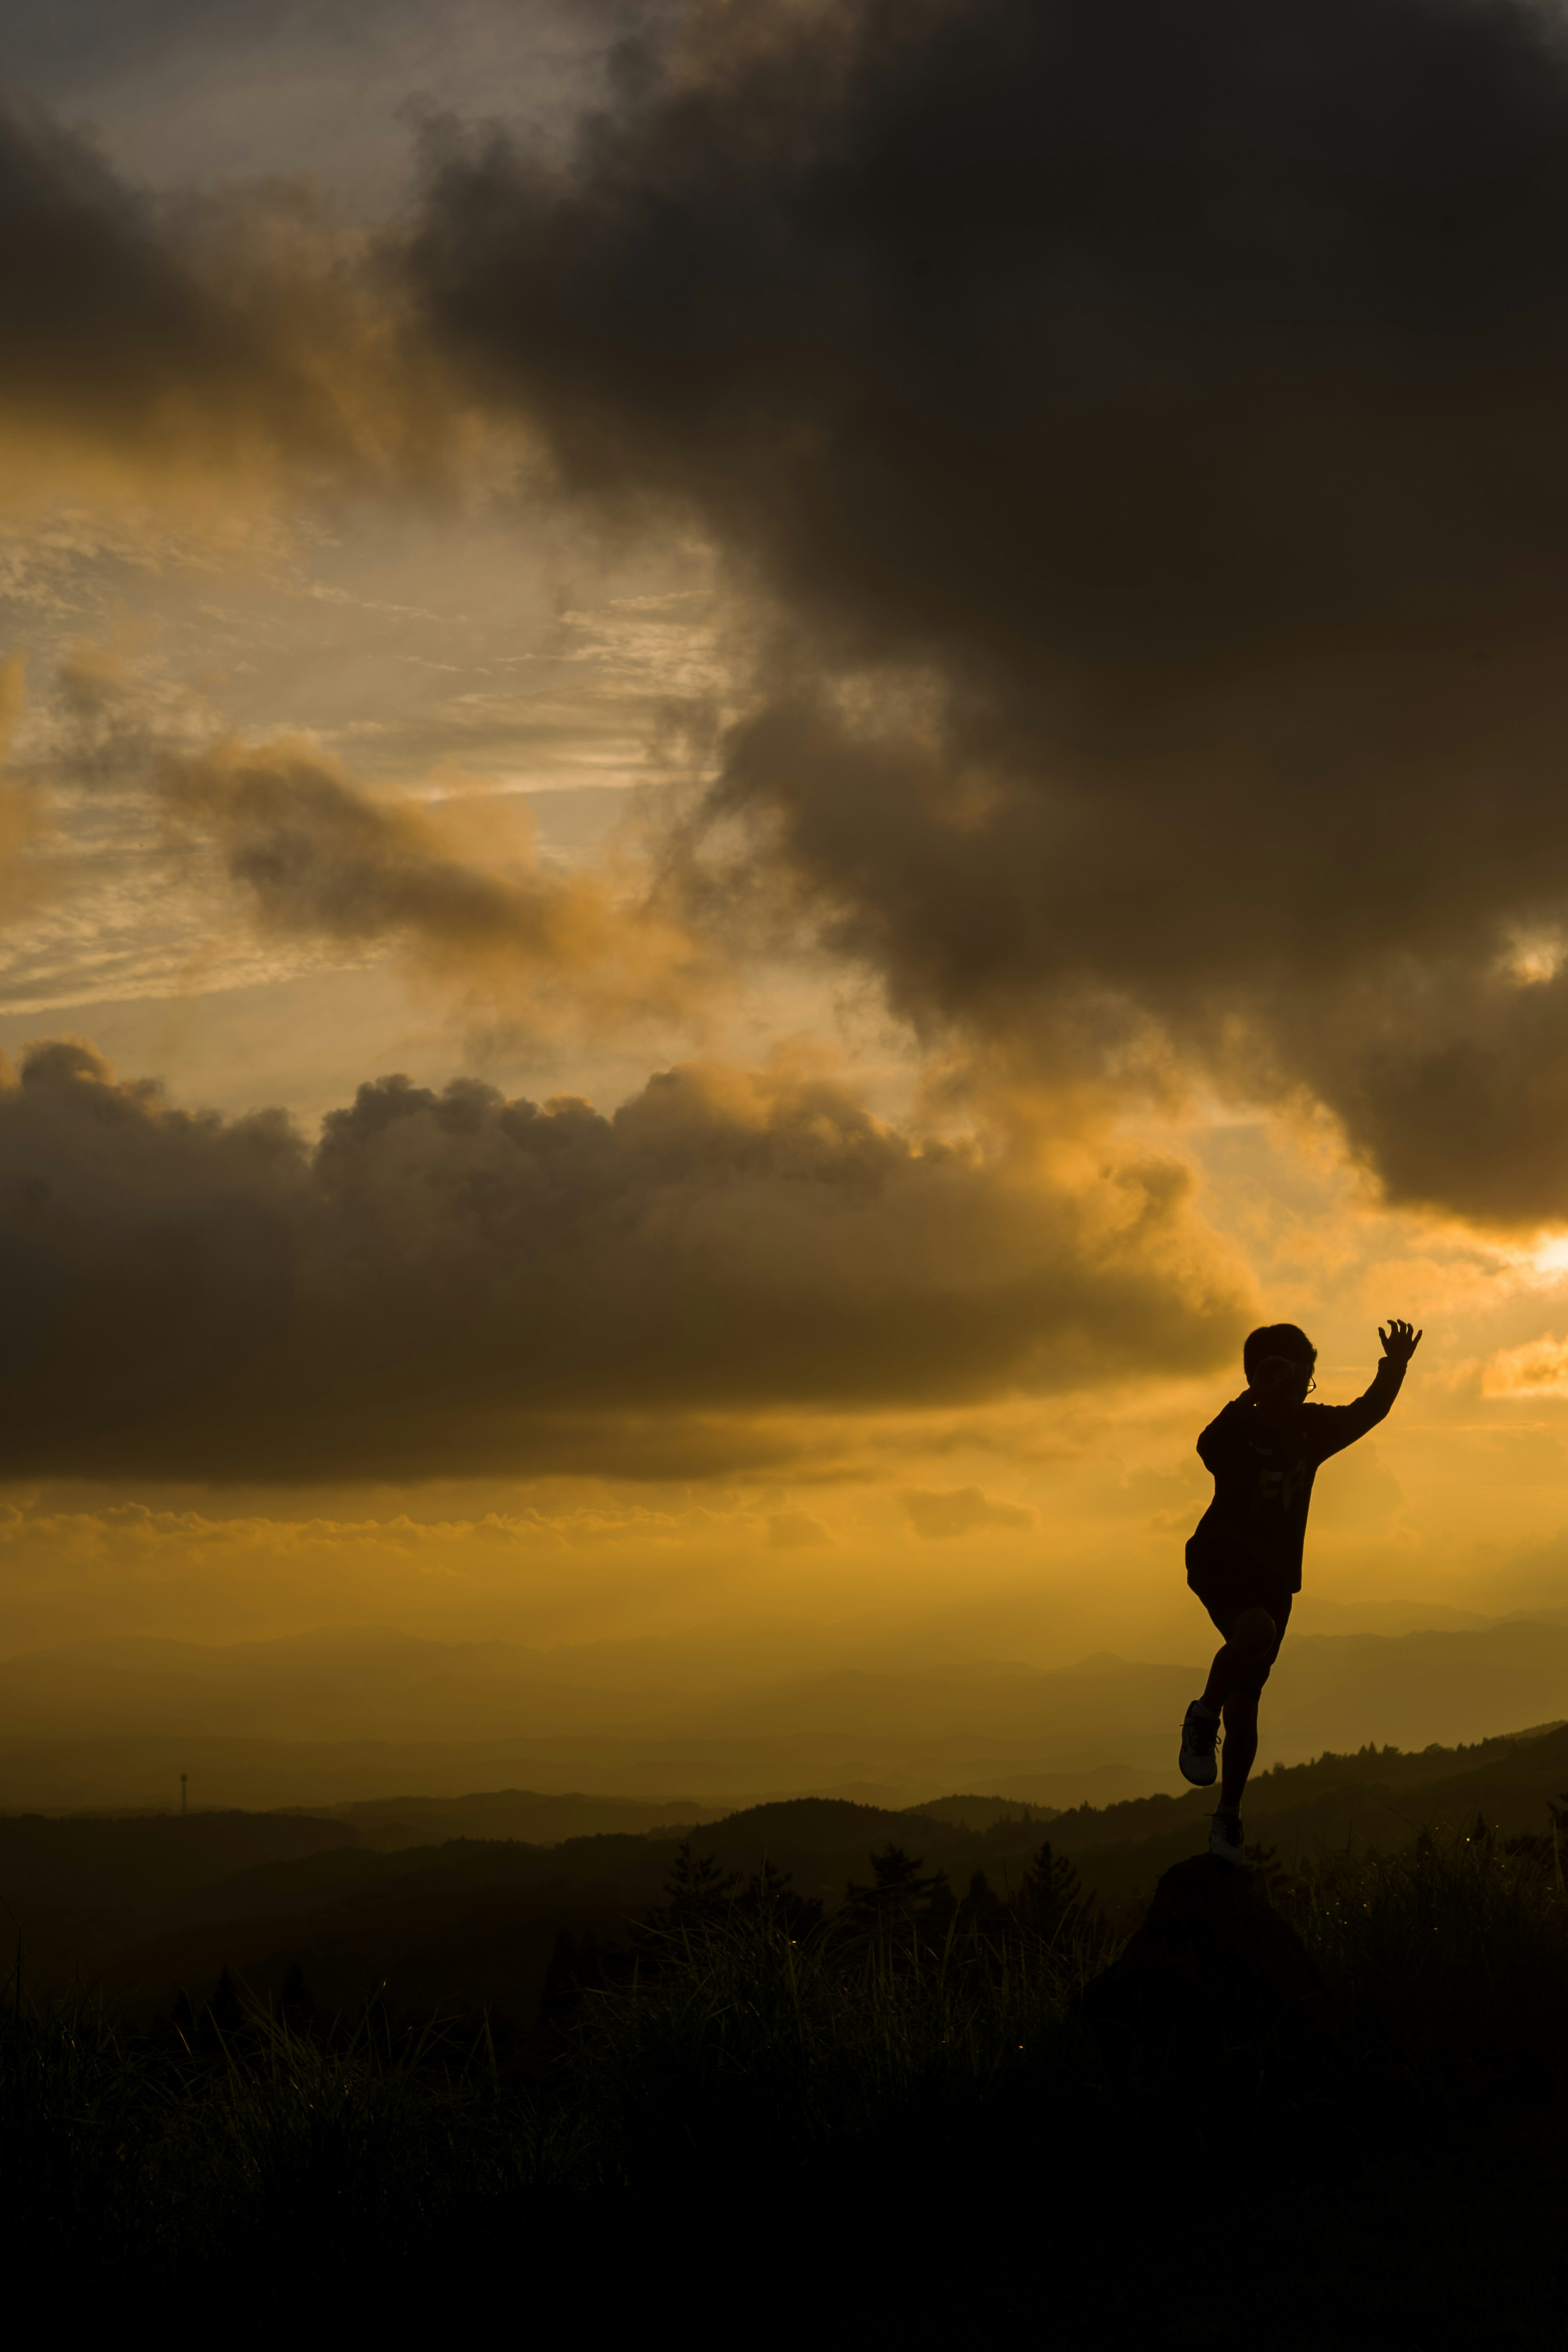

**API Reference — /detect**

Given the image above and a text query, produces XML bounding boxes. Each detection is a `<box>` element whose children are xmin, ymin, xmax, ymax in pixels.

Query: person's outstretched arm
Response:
<box><xmin>1310</xmin><ymin>1320</ymin><xmax>1422</xmax><ymax>1460</ymax></box>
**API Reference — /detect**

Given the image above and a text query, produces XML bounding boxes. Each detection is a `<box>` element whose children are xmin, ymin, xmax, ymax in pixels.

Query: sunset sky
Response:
<box><xmin>7</xmin><ymin>0</ymin><xmax>1568</xmax><ymax>1672</ymax></box>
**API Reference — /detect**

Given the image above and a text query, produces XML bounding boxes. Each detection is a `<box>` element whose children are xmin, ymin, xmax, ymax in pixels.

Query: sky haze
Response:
<box><xmin>4</xmin><ymin>1</ymin><xmax>1568</xmax><ymax>1702</ymax></box>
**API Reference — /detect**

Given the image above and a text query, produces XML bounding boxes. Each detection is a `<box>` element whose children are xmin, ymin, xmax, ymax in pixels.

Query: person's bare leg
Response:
<box><xmin>1218</xmin><ymin>1690</ymin><xmax>1258</xmax><ymax>1814</ymax></box>
<box><xmin>1198</xmin><ymin>1606</ymin><xmax>1276</xmax><ymax>1718</ymax></box>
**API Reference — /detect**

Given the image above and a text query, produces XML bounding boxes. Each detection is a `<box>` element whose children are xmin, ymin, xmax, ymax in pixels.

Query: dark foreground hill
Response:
<box><xmin>5</xmin><ymin>1815</ymin><xmax>1567</xmax><ymax>2343</ymax></box>
<box><xmin>1045</xmin><ymin>1716</ymin><xmax>1568</xmax><ymax>1903</ymax></box>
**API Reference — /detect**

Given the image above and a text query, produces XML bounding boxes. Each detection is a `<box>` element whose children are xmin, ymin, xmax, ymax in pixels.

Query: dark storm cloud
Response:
<box><xmin>0</xmin><ymin>1040</ymin><xmax>1247</xmax><ymax>1480</ymax></box>
<box><xmin>0</xmin><ymin>95</ymin><xmax>227</xmax><ymax>439</ymax></box>
<box><xmin>407</xmin><ymin>0</ymin><xmax>1568</xmax><ymax>1227</ymax></box>
<box><xmin>0</xmin><ymin>89</ymin><xmax>459</xmax><ymax>490</ymax></box>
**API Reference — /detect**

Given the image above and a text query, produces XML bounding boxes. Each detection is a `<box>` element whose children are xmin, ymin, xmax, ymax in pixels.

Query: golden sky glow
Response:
<box><xmin>7</xmin><ymin>0</ymin><xmax>1568</xmax><ymax>1679</ymax></box>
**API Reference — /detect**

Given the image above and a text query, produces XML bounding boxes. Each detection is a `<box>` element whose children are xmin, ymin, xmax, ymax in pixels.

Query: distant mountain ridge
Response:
<box><xmin>1</xmin><ymin>1618</ymin><xmax>1567</xmax><ymax>1812</ymax></box>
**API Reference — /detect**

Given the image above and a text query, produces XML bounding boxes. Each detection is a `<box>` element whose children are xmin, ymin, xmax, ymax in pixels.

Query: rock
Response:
<box><xmin>1079</xmin><ymin>1854</ymin><xmax>1331</xmax><ymax>2060</ymax></box>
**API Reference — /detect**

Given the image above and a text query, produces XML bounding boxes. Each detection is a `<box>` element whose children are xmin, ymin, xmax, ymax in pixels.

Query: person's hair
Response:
<box><xmin>1243</xmin><ymin>1322</ymin><xmax>1318</xmax><ymax>1380</ymax></box>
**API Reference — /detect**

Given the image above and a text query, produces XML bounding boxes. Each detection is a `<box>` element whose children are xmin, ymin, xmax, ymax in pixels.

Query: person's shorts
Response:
<box><xmin>1185</xmin><ymin>1538</ymin><xmax>1292</xmax><ymax>1699</ymax></box>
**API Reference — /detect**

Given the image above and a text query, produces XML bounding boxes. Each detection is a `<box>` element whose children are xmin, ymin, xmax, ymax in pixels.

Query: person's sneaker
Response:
<box><xmin>1178</xmin><ymin>1700</ymin><xmax>1219</xmax><ymax>1786</ymax></box>
<box><xmin>1209</xmin><ymin>1808</ymin><xmax>1244</xmax><ymax>1864</ymax></box>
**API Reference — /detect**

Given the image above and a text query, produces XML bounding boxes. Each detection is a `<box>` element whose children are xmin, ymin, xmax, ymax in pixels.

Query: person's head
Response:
<box><xmin>1243</xmin><ymin>1322</ymin><xmax>1317</xmax><ymax>1403</ymax></box>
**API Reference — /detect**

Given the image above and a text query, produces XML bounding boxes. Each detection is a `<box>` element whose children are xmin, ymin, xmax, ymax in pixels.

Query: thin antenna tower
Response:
<box><xmin>180</xmin><ymin>1772</ymin><xmax>188</xmax><ymax>1817</ymax></box>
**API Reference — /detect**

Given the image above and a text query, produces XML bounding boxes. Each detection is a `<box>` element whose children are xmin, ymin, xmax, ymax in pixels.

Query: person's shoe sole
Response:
<box><xmin>1178</xmin><ymin>1704</ymin><xmax>1218</xmax><ymax>1787</ymax></box>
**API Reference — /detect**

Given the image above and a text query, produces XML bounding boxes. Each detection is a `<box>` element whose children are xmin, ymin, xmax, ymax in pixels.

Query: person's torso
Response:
<box><xmin>1192</xmin><ymin>1401</ymin><xmax>1326</xmax><ymax>1578</ymax></box>
<box><xmin>1237</xmin><ymin>1418</ymin><xmax>1316</xmax><ymax>1551</ymax></box>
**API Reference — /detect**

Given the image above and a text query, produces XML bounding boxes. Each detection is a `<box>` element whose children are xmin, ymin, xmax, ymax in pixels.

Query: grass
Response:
<box><xmin>563</xmin><ymin>1893</ymin><xmax>1108</xmax><ymax>2188</ymax></box>
<box><xmin>0</xmin><ymin>1989</ymin><xmax>539</xmax><ymax>2287</ymax></box>
<box><xmin>3</xmin><ymin>1830</ymin><xmax>1567</xmax><ymax>2332</ymax></box>
<box><xmin>1295</xmin><ymin>1823</ymin><xmax>1568</xmax><ymax>2086</ymax></box>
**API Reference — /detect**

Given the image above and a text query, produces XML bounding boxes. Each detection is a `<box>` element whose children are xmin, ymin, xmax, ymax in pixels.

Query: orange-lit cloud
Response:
<box><xmin>159</xmin><ymin>736</ymin><xmax>711</xmax><ymax>1033</ymax></box>
<box><xmin>1481</xmin><ymin>1335</ymin><xmax>1568</xmax><ymax>1400</ymax></box>
<box><xmin>17</xmin><ymin>631</ymin><xmax>714</xmax><ymax>1041</ymax></box>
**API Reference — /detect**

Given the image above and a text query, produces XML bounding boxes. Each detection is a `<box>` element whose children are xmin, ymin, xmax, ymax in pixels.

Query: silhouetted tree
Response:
<box><xmin>643</xmin><ymin>1841</ymin><xmax>742</xmax><ymax>1934</ymax></box>
<box><xmin>538</xmin><ymin>1924</ymin><xmax>636</xmax><ymax>2034</ymax></box>
<box><xmin>842</xmin><ymin>1844</ymin><xmax>953</xmax><ymax>1942</ymax></box>
<box><xmin>982</xmin><ymin>1811</ymin><xmax>1040</xmax><ymax>1852</ymax></box>
<box><xmin>927</xmin><ymin>1867</ymin><xmax>958</xmax><ymax>1940</ymax></box>
<box><xmin>280</xmin><ymin>1959</ymin><xmax>313</xmax><ymax>2031</ymax></box>
<box><xmin>1013</xmin><ymin>1841</ymin><xmax>1084</xmax><ymax>1942</ymax></box>
<box><xmin>539</xmin><ymin>1925</ymin><xmax>580</xmax><ymax>2032</ymax></box>
<box><xmin>1504</xmin><ymin>1793</ymin><xmax>1568</xmax><ymax>1878</ymax></box>
<box><xmin>1009</xmin><ymin>1839</ymin><xmax>1116</xmax><ymax>1973</ymax></box>
<box><xmin>736</xmin><ymin>1857</ymin><xmax>824</xmax><ymax>1937</ymax></box>
<box><xmin>210</xmin><ymin>1963</ymin><xmax>243</xmax><ymax>2037</ymax></box>
<box><xmin>958</xmin><ymin>1866</ymin><xmax>1006</xmax><ymax>1931</ymax></box>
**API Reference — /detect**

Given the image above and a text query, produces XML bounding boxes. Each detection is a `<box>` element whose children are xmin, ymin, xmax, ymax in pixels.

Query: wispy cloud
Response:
<box><xmin>1481</xmin><ymin>1337</ymin><xmax>1568</xmax><ymax>1400</ymax></box>
<box><xmin>903</xmin><ymin>1487</ymin><xmax>1038</xmax><ymax>1541</ymax></box>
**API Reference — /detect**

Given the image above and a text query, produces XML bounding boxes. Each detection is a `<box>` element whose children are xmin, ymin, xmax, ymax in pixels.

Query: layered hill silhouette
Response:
<box><xmin>3</xmin><ymin>1715</ymin><xmax>1565</xmax><ymax>2032</ymax></box>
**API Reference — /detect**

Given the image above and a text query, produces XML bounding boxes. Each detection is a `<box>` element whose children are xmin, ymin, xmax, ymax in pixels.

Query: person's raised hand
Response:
<box><xmin>1379</xmin><ymin>1318</ymin><xmax>1423</xmax><ymax>1367</ymax></box>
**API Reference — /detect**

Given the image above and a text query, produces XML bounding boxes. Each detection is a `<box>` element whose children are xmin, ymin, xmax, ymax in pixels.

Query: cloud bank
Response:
<box><xmin>0</xmin><ymin>1040</ymin><xmax>1248</xmax><ymax>1480</ymax></box>
<box><xmin>407</xmin><ymin>0</ymin><xmax>1568</xmax><ymax>1230</ymax></box>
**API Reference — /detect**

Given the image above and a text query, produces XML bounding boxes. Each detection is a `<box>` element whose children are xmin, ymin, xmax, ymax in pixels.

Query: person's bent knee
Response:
<box><xmin>1230</xmin><ymin>1605</ymin><xmax>1277</xmax><ymax>1654</ymax></box>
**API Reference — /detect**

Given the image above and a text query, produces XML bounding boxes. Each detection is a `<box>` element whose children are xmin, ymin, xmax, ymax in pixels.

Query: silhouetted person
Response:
<box><xmin>1179</xmin><ymin>1318</ymin><xmax>1422</xmax><ymax>1860</ymax></box>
